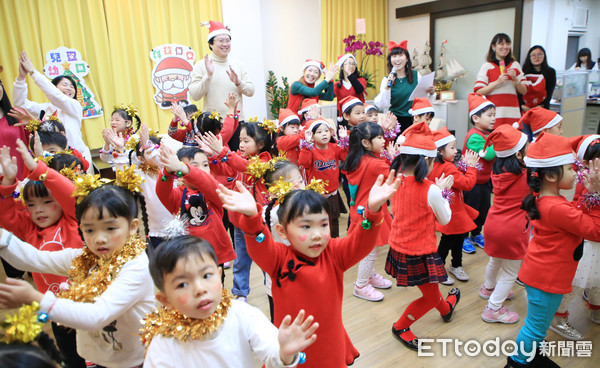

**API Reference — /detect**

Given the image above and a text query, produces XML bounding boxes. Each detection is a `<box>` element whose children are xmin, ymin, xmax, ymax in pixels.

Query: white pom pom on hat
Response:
<box><xmin>396</xmin><ymin>135</ymin><xmax>406</xmax><ymax>146</ymax></box>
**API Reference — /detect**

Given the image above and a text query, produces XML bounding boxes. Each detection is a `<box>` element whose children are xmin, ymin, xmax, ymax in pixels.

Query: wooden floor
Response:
<box><xmin>226</xmin><ymin>209</ymin><xmax>599</xmax><ymax>367</ymax></box>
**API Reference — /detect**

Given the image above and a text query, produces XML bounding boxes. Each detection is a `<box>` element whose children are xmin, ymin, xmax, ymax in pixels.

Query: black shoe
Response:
<box><xmin>532</xmin><ymin>349</ymin><xmax>561</xmax><ymax>368</ymax></box>
<box><xmin>441</xmin><ymin>288</ymin><xmax>461</xmax><ymax>322</ymax></box>
<box><xmin>391</xmin><ymin>326</ymin><xmax>419</xmax><ymax>351</ymax></box>
<box><xmin>504</xmin><ymin>356</ymin><xmax>530</xmax><ymax>368</ymax></box>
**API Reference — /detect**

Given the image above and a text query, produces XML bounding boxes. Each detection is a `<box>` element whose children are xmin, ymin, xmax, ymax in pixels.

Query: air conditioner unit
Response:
<box><xmin>571</xmin><ymin>7</ymin><xmax>589</xmax><ymax>30</ymax></box>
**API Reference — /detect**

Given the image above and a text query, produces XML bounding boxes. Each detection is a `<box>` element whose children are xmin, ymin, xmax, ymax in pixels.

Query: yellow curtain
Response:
<box><xmin>321</xmin><ymin>0</ymin><xmax>388</xmax><ymax>97</ymax></box>
<box><xmin>0</xmin><ymin>0</ymin><xmax>221</xmax><ymax>149</ymax></box>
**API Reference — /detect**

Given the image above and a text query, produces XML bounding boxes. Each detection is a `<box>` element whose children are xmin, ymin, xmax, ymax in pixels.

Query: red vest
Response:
<box><xmin>463</xmin><ymin>128</ymin><xmax>494</xmax><ymax>184</ymax></box>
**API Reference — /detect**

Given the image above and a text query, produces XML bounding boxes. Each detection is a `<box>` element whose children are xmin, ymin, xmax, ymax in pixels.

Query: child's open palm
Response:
<box><xmin>224</xmin><ymin>92</ymin><xmax>240</xmax><ymax>114</ymax></box>
<box><xmin>583</xmin><ymin>158</ymin><xmax>600</xmax><ymax>193</ymax></box>
<box><xmin>435</xmin><ymin>173</ymin><xmax>454</xmax><ymax>190</ymax></box>
<box><xmin>368</xmin><ymin>170</ymin><xmax>401</xmax><ymax>212</ymax></box>
<box><xmin>463</xmin><ymin>149</ymin><xmax>480</xmax><ymax>167</ymax></box>
<box><xmin>217</xmin><ymin>182</ymin><xmax>258</xmax><ymax>217</ymax></box>
<box><xmin>278</xmin><ymin>310</ymin><xmax>319</xmax><ymax>365</ymax></box>
<box><xmin>0</xmin><ymin>146</ymin><xmax>18</xmax><ymax>183</ymax></box>
<box><xmin>16</xmin><ymin>139</ymin><xmax>37</xmax><ymax>171</ymax></box>
<box><xmin>200</xmin><ymin>132</ymin><xmax>224</xmax><ymax>154</ymax></box>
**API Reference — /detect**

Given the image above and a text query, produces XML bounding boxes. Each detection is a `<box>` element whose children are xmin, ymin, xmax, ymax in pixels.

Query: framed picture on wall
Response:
<box><xmin>440</xmin><ymin>90</ymin><xmax>456</xmax><ymax>101</ymax></box>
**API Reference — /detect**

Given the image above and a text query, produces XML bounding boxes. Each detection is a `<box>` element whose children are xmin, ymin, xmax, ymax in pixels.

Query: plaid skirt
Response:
<box><xmin>385</xmin><ymin>247</ymin><xmax>448</xmax><ymax>287</ymax></box>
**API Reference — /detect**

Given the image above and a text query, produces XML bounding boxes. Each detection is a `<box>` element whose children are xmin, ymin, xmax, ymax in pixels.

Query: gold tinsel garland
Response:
<box><xmin>245</xmin><ymin>155</ymin><xmax>288</xmax><ymax>179</ymax></box>
<box><xmin>138</xmin><ymin>163</ymin><xmax>160</xmax><ymax>176</ymax></box>
<box><xmin>0</xmin><ymin>302</ymin><xmax>43</xmax><ymax>344</ymax></box>
<box><xmin>125</xmin><ymin>135</ymin><xmax>140</xmax><ymax>151</ymax></box>
<box><xmin>267</xmin><ymin>177</ymin><xmax>327</xmax><ymax>203</ymax></box>
<box><xmin>114</xmin><ymin>103</ymin><xmax>139</xmax><ymax>120</ymax></box>
<box><xmin>259</xmin><ymin>119</ymin><xmax>279</xmax><ymax>134</ymax></box>
<box><xmin>115</xmin><ymin>164</ymin><xmax>143</xmax><ymax>193</ymax></box>
<box><xmin>58</xmin><ymin>235</ymin><xmax>147</xmax><ymax>303</ymax></box>
<box><xmin>140</xmin><ymin>289</ymin><xmax>233</xmax><ymax>348</ymax></box>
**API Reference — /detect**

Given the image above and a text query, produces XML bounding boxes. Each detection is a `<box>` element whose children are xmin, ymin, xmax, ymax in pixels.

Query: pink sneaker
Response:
<box><xmin>479</xmin><ymin>285</ymin><xmax>514</xmax><ymax>300</ymax></box>
<box><xmin>369</xmin><ymin>273</ymin><xmax>393</xmax><ymax>289</ymax></box>
<box><xmin>353</xmin><ymin>283</ymin><xmax>384</xmax><ymax>302</ymax></box>
<box><xmin>481</xmin><ymin>306</ymin><xmax>519</xmax><ymax>324</ymax></box>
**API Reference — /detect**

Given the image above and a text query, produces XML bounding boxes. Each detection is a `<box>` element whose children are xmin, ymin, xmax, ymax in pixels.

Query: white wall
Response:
<box><xmin>388</xmin><ymin>0</ymin><xmax>435</xmax><ymax>56</ymax></box>
<box><xmin>221</xmin><ymin>0</ymin><xmax>321</xmax><ymax>119</ymax></box>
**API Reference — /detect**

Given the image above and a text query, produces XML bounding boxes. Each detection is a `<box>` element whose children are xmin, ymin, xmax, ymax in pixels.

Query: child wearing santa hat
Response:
<box><xmin>334</xmin><ymin>54</ymin><xmax>367</xmax><ymax>118</ymax></box>
<box><xmin>386</xmin><ymin>122</ymin><xmax>460</xmax><ymax>351</ymax></box>
<box><xmin>287</xmin><ymin>60</ymin><xmax>338</xmax><ymax>115</ymax></box>
<box><xmin>478</xmin><ymin>125</ymin><xmax>529</xmax><ymax>325</ymax></box>
<box><xmin>508</xmin><ymin>132</ymin><xmax>600</xmax><ymax>367</ymax></box>
<box><xmin>462</xmin><ymin>93</ymin><xmax>497</xmax><ymax>254</ymax></box>
<box><xmin>276</xmin><ymin>108</ymin><xmax>304</xmax><ymax>165</ymax></box>
<box><xmin>298</xmin><ymin>98</ymin><xmax>321</xmax><ymax>124</ymax></box>
<box><xmin>298</xmin><ymin>119</ymin><xmax>348</xmax><ymax>237</ymax></box>
<box><xmin>409</xmin><ymin>97</ymin><xmax>435</xmax><ymax>126</ymax></box>
<box><xmin>518</xmin><ymin>106</ymin><xmax>563</xmax><ymax>141</ymax></box>
<box><xmin>338</xmin><ymin>96</ymin><xmax>366</xmax><ymax>127</ymax></box>
<box><xmin>546</xmin><ymin>134</ymin><xmax>600</xmax><ymax>341</ymax></box>
<box><xmin>428</xmin><ymin>127</ymin><xmax>480</xmax><ymax>285</ymax></box>
<box><xmin>364</xmin><ymin>104</ymin><xmax>378</xmax><ymax>122</ymax></box>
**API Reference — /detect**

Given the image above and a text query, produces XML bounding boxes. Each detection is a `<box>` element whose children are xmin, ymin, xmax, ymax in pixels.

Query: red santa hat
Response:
<box><xmin>432</xmin><ymin>127</ymin><xmax>456</xmax><ymax>148</ymax></box>
<box><xmin>481</xmin><ymin>124</ymin><xmax>527</xmax><ymax>158</ymax></box>
<box><xmin>468</xmin><ymin>93</ymin><xmax>495</xmax><ymax>118</ymax></box>
<box><xmin>299</xmin><ymin>98</ymin><xmax>319</xmax><ymax>114</ymax></box>
<box><xmin>364</xmin><ymin>104</ymin><xmax>377</xmax><ymax>114</ymax></box>
<box><xmin>524</xmin><ymin>132</ymin><xmax>575</xmax><ymax>168</ymax></box>
<box><xmin>518</xmin><ymin>107</ymin><xmax>562</xmax><ymax>135</ymax></box>
<box><xmin>278</xmin><ymin>108</ymin><xmax>300</xmax><ymax>128</ymax></box>
<box><xmin>399</xmin><ymin>122</ymin><xmax>437</xmax><ymax>157</ymax></box>
<box><xmin>409</xmin><ymin>97</ymin><xmax>435</xmax><ymax>116</ymax></box>
<box><xmin>302</xmin><ymin>59</ymin><xmax>325</xmax><ymax>72</ymax></box>
<box><xmin>570</xmin><ymin>134</ymin><xmax>600</xmax><ymax>161</ymax></box>
<box><xmin>522</xmin><ymin>74</ymin><xmax>547</xmax><ymax>108</ymax></box>
<box><xmin>336</xmin><ymin>54</ymin><xmax>356</xmax><ymax>68</ymax></box>
<box><xmin>154</xmin><ymin>57</ymin><xmax>193</xmax><ymax>78</ymax></box>
<box><xmin>339</xmin><ymin>96</ymin><xmax>363</xmax><ymax>115</ymax></box>
<box><xmin>201</xmin><ymin>21</ymin><xmax>231</xmax><ymax>41</ymax></box>
<box><xmin>307</xmin><ymin>118</ymin><xmax>331</xmax><ymax>132</ymax></box>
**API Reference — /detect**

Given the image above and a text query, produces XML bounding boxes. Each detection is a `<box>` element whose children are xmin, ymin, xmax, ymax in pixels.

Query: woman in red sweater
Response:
<box><xmin>385</xmin><ymin>122</ymin><xmax>460</xmax><ymax>351</ymax></box>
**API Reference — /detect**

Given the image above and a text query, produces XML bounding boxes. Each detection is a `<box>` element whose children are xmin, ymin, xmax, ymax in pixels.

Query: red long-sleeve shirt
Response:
<box><xmin>298</xmin><ymin>143</ymin><xmax>347</xmax><ymax>194</ymax></box>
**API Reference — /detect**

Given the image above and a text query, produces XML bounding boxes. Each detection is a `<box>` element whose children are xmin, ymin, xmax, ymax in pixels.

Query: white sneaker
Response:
<box><xmin>441</xmin><ymin>276</ymin><xmax>455</xmax><ymax>285</ymax></box>
<box><xmin>449</xmin><ymin>266</ymin><xmax>470</xmax><ymax>281</ymax></box>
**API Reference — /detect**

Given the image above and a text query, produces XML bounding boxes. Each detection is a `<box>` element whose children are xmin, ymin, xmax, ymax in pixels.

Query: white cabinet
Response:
<box><xmin>433</xmin><ymin>100</ymin><xmax>469</xmax><ymax>149</ymax></box>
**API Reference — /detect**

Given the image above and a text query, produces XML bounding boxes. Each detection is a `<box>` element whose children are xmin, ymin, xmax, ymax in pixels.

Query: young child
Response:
<box><xmin>287</xmin><ymin>60</ymin><xmax>337</xmax><ymax>115</ymax></box>
<box><xmin>143</xmin><ymin>235</ymin><xmax>318</xmax><ymax>367</ymax></box>
<box><xmin>364</xmin><ymin>104</ymin><xmax>378</xmax><ymax>123</ymax></box>
<box><xmin>337</xmin><ymin>96</ymin><xmax>366</xmax><ymax>128</ymax></box>
<box><xmin>507</xmin><ymin>133</ymin><xmax>600</xmax><ymax>367</ymax></box>
<box><xmin>462</xmin><ymin>93</ymin><xmax>497</xmax><ymax>254</ymax></box>
<box><xmin>518</xmin><ymin>106</ymin><xmax>563</xmax><ymax>141</ymax></box>
<box><xmin>168</xmin><ymin>103</ymin><xmax>199</xmax><ymax>146</ymax></box>
<box><xmin>219</xmin><ymin>171</ymin><xmax>400</xmax><ymax>367</ymax></box>
<box><xmin>99</xmin><ymin>104</ymin><xmax>142</xmax><ymax>163</ymax></box>
<box><xmin>479</xmin><ymin>125</ymin><xmax>529</xmax><ymax>324</ymax></box>
<box><xmin>547</xmin><ymin>135</ymin><xmax>600</xmax><ymax>340</ymax></box>
<box><xmin>201</xmin><ymin>120</ymin><xmax>277</xmax><ymax>301</ymax></box>
<box><xmin>428</xmin><ymin>127</ymin><xmax>479</xmax><ymax>285</ymax></box>
<box><xmin>409</xmin><ymin>97</ymin><xmax>435</xmax><ymax>126</ymax></box>
<box><xmin>386</xmin><ymin>122</ymin><xmax>460</xmax><ymax>351</ymax></box>
<box><xmin>341</xmin><ymin>121</ymin><xmax>394</xmax><ymax>302</ymax></box>
<box><xmin>298</xmin><ymin>119</ymin><xmax>348</xmax><ymax>238</ymax></box>
<box><xmin>298</xmin><ymin>98</ymin><xmax>321</xmax><ymax>125</ymax></box>
<box><xmin>0</xmin><ymin>182</ymin><xmax>155</xmax><ymax>367</ymax></box>
<box><xmin>155</xmin><ymin>145</ymin><xmax>235</xmax><ymax>279</ymax></box>
<box><xmin>0</xmin><ymin>141</ymin><xmax>85</xmax><ymax>367</ymax></box>
<box><xmin>34</xmin><ymin>118</ymin><xmax>90</xmax><ymax>172</ymax></box>
<box><xmin>276</xmin><ymin>108</ymin><xmax>304</xmax><ymax>164</ymax></box>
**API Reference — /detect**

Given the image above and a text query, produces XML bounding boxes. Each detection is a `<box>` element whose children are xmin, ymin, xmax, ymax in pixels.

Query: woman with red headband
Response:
<box><xmin>374</xmin><ymin>40</ymin><xmax>435</xmax><ymax>133</ymax></box>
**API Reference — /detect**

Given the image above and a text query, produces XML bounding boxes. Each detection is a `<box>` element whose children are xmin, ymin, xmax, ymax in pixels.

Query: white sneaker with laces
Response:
<box><xmin>449</xmin><ymin>266</ymin><xmax>470</xmax><ymax>281</ymax></box>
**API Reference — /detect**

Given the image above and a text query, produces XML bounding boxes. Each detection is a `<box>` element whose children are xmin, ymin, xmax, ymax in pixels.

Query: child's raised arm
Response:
<box><xmin>278</xmin><ymin>310</ymin><xmax>319</xmax><ymax>366</ymax></box>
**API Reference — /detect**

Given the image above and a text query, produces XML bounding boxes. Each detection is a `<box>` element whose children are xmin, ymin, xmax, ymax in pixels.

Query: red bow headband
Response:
<box><xmin>388</xmin><ymin>40</ymin><xmax>408</xmax><ymax>52</ymax></box>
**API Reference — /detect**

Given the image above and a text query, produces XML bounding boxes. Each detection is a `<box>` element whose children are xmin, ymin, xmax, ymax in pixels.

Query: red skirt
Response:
<box><xmin>385</xmin><ymin>248</ymin><xmax>447</xmax><ymax>286</ymax></box>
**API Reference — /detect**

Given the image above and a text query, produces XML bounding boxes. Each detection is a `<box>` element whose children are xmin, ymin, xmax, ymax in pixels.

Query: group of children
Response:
<box><xmin>0</xmin><ymin>52</ymin><xmax>599</xmax><ymax>368</ymax></box>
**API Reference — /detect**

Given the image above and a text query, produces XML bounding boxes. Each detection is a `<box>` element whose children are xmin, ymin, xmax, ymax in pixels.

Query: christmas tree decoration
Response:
<box><xmin>266</xmin><ymin>71</ymin><xmax>289</xmax><ymax>119</ymax></box>
<box><xmin>149</xmin><ymin>44</ymin><xmax>196</xmax><ymax>109</ymax></box>
<box><xmin>43</xmin><ymin>47</ymin><xmax>103</xmax><ymax>120</ymax></box>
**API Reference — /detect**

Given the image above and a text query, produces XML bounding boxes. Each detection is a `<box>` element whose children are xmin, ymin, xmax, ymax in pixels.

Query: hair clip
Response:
<box><xmin>531</xmin><ymin>171</ymin><xmax>539</xmax><ymax>177</ymax></box>
<box><xmin>259</xmin><ymin>119</ymin><xmax>279</xmax><ymax>134</ymax></box>
<box><xmin>113</xmin><ymin>103</ymin><xmax>139</xmax><ymax>119</ymax></box>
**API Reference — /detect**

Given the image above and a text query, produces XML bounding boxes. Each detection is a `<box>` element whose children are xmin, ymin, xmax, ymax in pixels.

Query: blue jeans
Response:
<box><xmin>232</xmin><ymin>227</ymin><xmax>252</xmax><ymax>297</ymax></box>
<box><xmin>513</xmin><ymin>285</ymin><xmax>563</xmax><ymax>363</ymax></box>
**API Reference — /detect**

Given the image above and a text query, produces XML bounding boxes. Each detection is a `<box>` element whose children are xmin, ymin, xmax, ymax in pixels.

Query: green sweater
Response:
<box><xmin>390</xmin><ymin>70</ymin><xmax>419</xmax><ymax>117</ymax></box>
<box><xmin>466</xmin><ymin>133</ymin><xmax>496</xmax><ymax>161</ymax></box>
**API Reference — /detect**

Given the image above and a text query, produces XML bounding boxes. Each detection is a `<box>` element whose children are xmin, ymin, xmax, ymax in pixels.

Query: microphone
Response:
<box><xmin>387</xmin><ymin>66</ymin><xmax>397</xmax><ymax>88</ymax></box>
<box><xmin>499</xmin><ymin>60</ymin><xmax>505</xmax><ymax>74</ymax></box>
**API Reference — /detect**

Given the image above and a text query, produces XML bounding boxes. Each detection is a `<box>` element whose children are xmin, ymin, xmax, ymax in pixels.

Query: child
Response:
<box><xmin>547</xmin><ymin>135</ymin><xmax>600</xmax><ymax>340</ymax></box>
<box><xmin>30</xmin><ymin>130</ymin><xmax>68</xmax><ymax>156</ymax></box>
<box><xmin>386</xmin><ymin>122</ymin><xmax>460</xmax><ymax>351</ymax></box>
<box><xmin>409</xmin><ymin>97</ymin><xmax>435</xmax><ymax>126</ymax></box>
<box><xmin>341</xmin><ymin>121</ymin><xmax>394</xmax><ymax>302</ymax></box>
<box><xmin>143</xmin><ymin>235</ymin><xmax>318</xmax><ymax>367</ymax></box>
<box><xmin>276</xmin><ymin>108</ymin><xmax>304</xmax><ymax>164</ymax></box>
<box><xmin>99</xmin><ymin>104</ymin><xmax>142</xmax><ymax>164</ymax></box>
<box><xmin>338</xmin><ymin>96</ymin><xmax>365</xmax><ymax>128</ymax></box>
<box><xmin>263</xmin><ymin>160</ymin><xmax>306</xmax><ymax>321</ymax></box>
<box><xmin>298</xmin><ymin>119</ymin><xmax>348</xmax><ymax>237</ymax></box>
<box><xmin>364</xmin><ymin>104</ymin><xmax>378</xmax><ymax>123</ymax></box>
<box><xmin>298</xmin><ymin>98</ymin><xmax>321</xmax><ymax>124</ymax></box>
<box><xmin>479</xmin><ymin>125</ymin><xmax>529</xmax><ymax>324</ymax></box>
<box><xmin>429</xmin><ymin>127</ymin><xmax>479</xmax><ymax>285</ymax></box>
<box><xmin>35</xmin><ymin>118</ymin><xmax>90</xmax><ymax>172</ymax></box>
<box><xmin>287</xmin><ymin>60</ymin><xmax>337</xmax><ymax>115</ymax></box>
<box><xmin>0</xmin><ymin>141</ymin><xmax>85</xmax><ymax>367</ymax></box>
<box><xmin>155</xmin><ymin>145</ymin><xmax>236</xmax><ymax>279</ymax></box>
<box><xmin>201</xmin><ymin>120</ymin><xmax>277</xmax><ymax>301</ymax></box>
<box><xmin>0</xmin><ymin>182</ymin><xmax>155</xmax><ymax>367</ymax></box>
<box><xmin>507</xmin><ymin>133</ymin><xmax>600</xmax><ymax>367</ymax></box>
<box><xmin>462</xmin><ymin>93</ymin><xmax>497</xmax><ymax>254</ymax></box>
<box><xmin>167</xmin><ymin>103</ymin><xmax>199</xmax><ymax>146</ymax></box>
<box><xmin>218</xmin><ymin>170</ymin><xmax>400</xmax><ymax>367</ymax></box>
<box><xmin>518</xmin><ymin>106</ymin><xmax>563</xmax><ymax>140</ymax></box>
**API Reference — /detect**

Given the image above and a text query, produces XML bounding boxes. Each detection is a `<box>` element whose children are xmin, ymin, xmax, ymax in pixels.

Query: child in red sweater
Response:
<box><xmin>508</xmin><ymin>133</ymin><xmax>600</xmax><ymax>367</ymax></box>
<box><xmin>341</xmin><ymin>121</ymin><xmax>394</xmax><ymax>302</ymax></box>
<box><xmin>218</xmin><ymin>168</ymin><xmax>400</xmax><ymax>367</ymax></box>
<box><xmin>429</xmin><ymin>127</ymin><xmax>479</xmax><ymax>285</ymax></box>
<box><xmin>385</xmin><ymin>122</ymin><xmax>460</xmax><ymax>351</ymax></box>
<box><xmin>276</xmin><ymin>108</ymin><xmax>304</xmax><ymax>164</ymax></box>
<box><xmin>0</xmin><ymin>140</ymin><xmax>84</xmax><ymax>367</ymax></box>
<box><xmin>298</xmin><ymin>119</ymin><xmax>348</xmax><ymax>237</ymax></box>
<box><xmin>478</xmin><ymin>125</ymin><xmax>529</xmax><ymax>325</ymax></box>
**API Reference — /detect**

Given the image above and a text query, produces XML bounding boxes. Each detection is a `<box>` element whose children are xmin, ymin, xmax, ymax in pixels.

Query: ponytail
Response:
<box><xmin>340</xmin><ymin>121</ymin><xmax>384</xmax><ymax>172</ymax></box>
<box><xmin>397</xmin><ymin>154</ymin><xmax>430</xmax><ymax>182</ymax></box>
<box><xmin>521</xmin><ymin>165</ymin><xmax>563</xmax><ymax>220</ymax></box>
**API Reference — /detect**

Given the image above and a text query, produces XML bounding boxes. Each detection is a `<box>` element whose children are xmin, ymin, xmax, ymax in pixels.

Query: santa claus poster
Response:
<box><xmin>149</xmin><ymin>44</ymin><xmax>196</xmax><ymax>109</ymax></box>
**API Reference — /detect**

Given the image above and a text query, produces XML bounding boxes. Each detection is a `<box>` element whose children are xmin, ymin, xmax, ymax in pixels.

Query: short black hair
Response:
<box><xmin>277</xmin><ymin>189</ymin><xmax>330</xmax><ymax>228</ymax></box>
<box><xmin>470</xmin><ymin>105</ymin><xmax>495</xmax><ymax>125</ymax></box>
<box><xmin>51</xmin><ymin>75</ymin><xmax>78</xmax><ymax>100</ymax></box>
<box><xmin>23</xmin><ymin>180</ymin><xmax>49</xmax><ymax>201</ymax></box>
<box><xmin>31</xmin><ymin>131</ymin><xmax>68</xmax><ymax>151</ymax></box>
<box><xmin>183</xmin><ymin>104</ymin><xmax>198</xmax><ymax>116</ymax></box>
<box><xmin>149</xmin><ymin>235</ymin><xmax>218</xmax><ymax>291</ymax></box>
<box><xmin>177</xmin><ymin>146</ymin><xmax>204</xmax><ymax>161</ymax></box>
<box><xmin>416</xmin><ymin>112</ymin><xmax>435</xmax><ymax>120</ymax></box>
<box><xmin>48</xmin><ymin>153</ymin><xmax>83</xmax><ymax>172</ymax></box>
